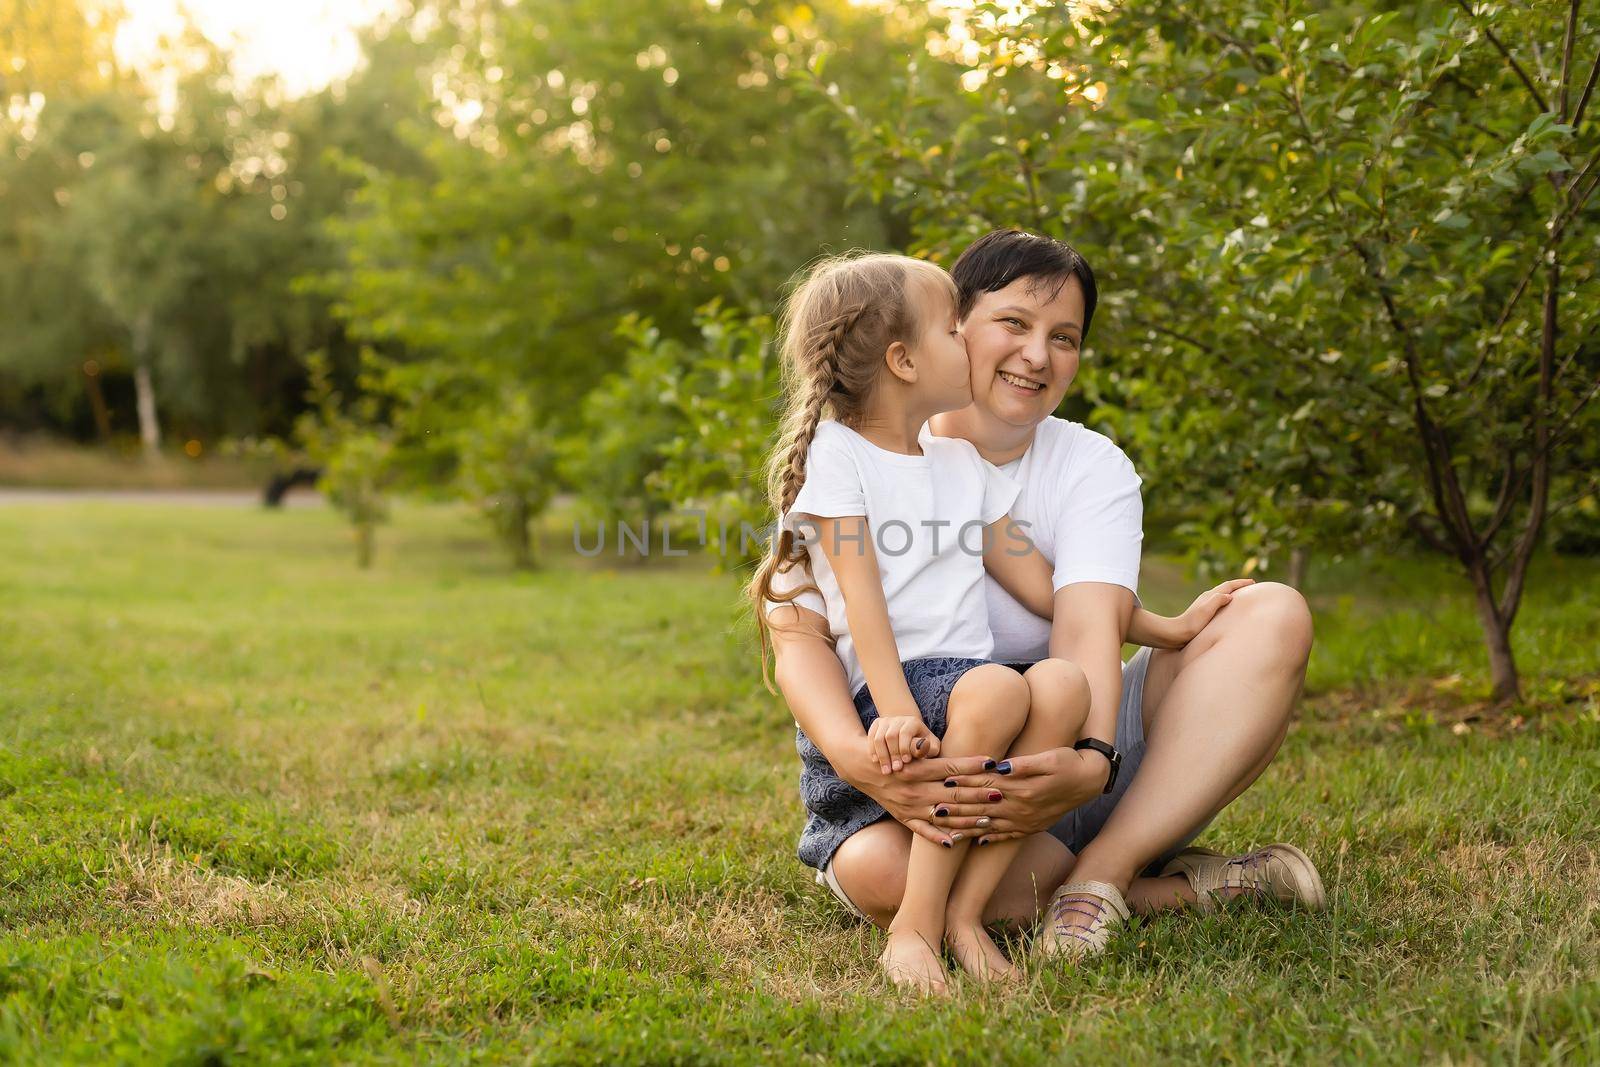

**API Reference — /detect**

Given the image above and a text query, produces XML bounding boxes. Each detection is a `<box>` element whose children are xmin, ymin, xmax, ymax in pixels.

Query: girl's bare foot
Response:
<box><xmin>879</xmin><ymin>930</ymin><xmax>950</xmax><ymax>996</ymax></box>
<box><xmin>944</xmin><ymin>919</ymin><xmax>1017</xmax><ymax>984</ymax></box>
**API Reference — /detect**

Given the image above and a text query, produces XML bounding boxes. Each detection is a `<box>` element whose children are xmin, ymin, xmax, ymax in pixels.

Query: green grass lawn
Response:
<box><xmin>0</xmin><ymin>501</ymin><xmax>1596</xmax><ymax>1063</ymax></box>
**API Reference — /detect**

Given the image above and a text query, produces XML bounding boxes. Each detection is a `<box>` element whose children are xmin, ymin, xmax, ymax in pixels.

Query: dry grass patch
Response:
<box><xmin>103</xmin><ymin>834</ymin><xmax>427</xmax><ymax>935</ymax></box>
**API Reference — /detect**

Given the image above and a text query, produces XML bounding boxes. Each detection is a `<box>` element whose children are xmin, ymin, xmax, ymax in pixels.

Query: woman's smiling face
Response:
<box><xmin>958</xmin><ymin>275</ymin><xmax>1086</xmax><ymax>429</ymax></box>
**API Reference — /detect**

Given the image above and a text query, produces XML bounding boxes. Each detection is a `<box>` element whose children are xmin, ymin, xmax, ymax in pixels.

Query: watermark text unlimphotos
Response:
<box><xmin>572</xmin><ymin>509</ymin><xmax>1036</xmax><ymax>558</ymax></box>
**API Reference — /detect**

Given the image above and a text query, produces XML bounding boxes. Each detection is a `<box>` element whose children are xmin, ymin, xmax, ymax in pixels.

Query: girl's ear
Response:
<box><xmin>884</xmin><ymin>340</ymin><xmax>917</xmax><ymax>385</ymax></box>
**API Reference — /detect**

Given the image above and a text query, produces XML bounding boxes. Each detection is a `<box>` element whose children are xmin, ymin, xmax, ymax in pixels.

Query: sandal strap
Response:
<box><xmin>1051</xmin><ymin>879</ymin><xmax>1131</xmax><ymax>924</ymax></box>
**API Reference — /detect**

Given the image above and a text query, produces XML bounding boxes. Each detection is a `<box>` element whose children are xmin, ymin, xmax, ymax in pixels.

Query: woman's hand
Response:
<box><xmin>866</xmin><ymin>714</ymin><xmax>941</xmax><ymax>774</ymax></box>
<box><xmin>845</xmin><ymin>754</ymin><xmax>1001</xmax><ymax>847</ymax></box>
<box><xmin>932</xmin><ymin>746</ymin><xmax>1110</xmax><ymax>843</ymax></box>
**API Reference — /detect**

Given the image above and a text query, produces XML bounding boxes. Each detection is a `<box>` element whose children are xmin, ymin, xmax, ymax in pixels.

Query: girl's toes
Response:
<box><xmin>879</xmin><ymin>931</ymin><xmax>950</xmax><ymax>996</ymax></box>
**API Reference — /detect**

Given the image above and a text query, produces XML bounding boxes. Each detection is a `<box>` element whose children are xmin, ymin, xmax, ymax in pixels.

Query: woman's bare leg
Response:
<box><xmin>943</xmin><ymin>659</ymin><xmax>1088</xmax><ymax>981</ymax></box>
<box><xmin>1055</xmin><ymin>583</ymin><xmax>1314</xmax><ymax>924</ymax></box>
<box><xmin>880</xmin><ymin>663</ymin><xmax>1029</xmax><ymax>993</ymax></box>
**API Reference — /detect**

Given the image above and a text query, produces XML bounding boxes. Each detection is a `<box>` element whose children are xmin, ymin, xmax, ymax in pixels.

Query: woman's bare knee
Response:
<box><xmin>829</xmin><ymin>821</ymin><xmax>910</xmax><ymax>926</ymax></box>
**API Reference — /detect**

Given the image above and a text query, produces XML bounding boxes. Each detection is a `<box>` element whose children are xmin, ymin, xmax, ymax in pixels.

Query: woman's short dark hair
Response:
<box><xmin>950</xmin><ymin>229</ymin><xmax>1098</xmax><ymax>340</ymax></box>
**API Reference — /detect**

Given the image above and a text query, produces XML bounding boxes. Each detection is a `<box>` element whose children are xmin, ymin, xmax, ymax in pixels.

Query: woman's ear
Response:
<box><xmin>883</xmin><ymin>340</ymin><xmax>917</xmax><ymax>385</ymax></box>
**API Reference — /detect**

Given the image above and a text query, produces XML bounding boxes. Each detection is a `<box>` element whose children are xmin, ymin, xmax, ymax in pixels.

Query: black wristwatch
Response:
<box><xmin>1074</xmin><ymin>738</ymin><xmax>1122</xmax><ymax>794</ymax></box>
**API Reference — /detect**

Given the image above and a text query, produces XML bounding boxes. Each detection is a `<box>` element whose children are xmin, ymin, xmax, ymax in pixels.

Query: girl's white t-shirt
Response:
<box><xmin>771</xmin><ymin>416</ymin><xmax>1143</xmax><ymax>666</ymax></box>
<box><xmin>778</xmin><ymin>419</ymin><xmax>1019</xmax><ymax>697</ymax></box>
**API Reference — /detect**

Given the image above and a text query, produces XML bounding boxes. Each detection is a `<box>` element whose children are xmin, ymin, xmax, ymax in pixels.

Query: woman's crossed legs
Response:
<box><xmin>832</xmin><ymin>582</ymin><xmax>1317</xmax><ymax>950</ymax></box>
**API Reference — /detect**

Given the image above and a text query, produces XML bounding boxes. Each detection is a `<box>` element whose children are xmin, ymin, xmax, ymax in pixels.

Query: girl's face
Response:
<box><xmin>958</xmin><ymin>275</ymin><xmax>1086</xmax><ymax>429</ymax></box>
<box><xmin>908</xmin><ymin>281</ymin><xmax>973</xmax><ymax>415</ymax></box>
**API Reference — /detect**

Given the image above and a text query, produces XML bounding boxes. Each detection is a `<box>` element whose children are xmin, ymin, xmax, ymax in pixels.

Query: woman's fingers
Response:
<box><xmin>975</xmin><ymin>831</ymin><xmax>1026</xmax><ymax>845</ymax></box>
<box><xmin>929</xmin><ymin>802</ymin><xmax>997</xmax><ymax>818</ymax></box>
<box><xmin>939</xmin><ymin>787</ymin><xmax>1002</xmax><ymax>805</ymax></box>
<box><xmin>904</xmin><ymin>818</ymin><xmax>952</xmax><ymax>848</ymax></box>
<box><xmin>932</xmin><ymin>814</ymin><xmax>1013</xmax><ymax>831</ymax></box>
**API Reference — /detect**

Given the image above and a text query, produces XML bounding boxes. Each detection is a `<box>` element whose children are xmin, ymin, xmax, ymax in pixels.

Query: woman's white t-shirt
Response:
<box><xmin>779</xmin><ymin>420</ymin><xmax>1019</xmax><ymax>697</ymax></box>
<box><xmin>772</xmin><ymin>417</ymin><xmax>1143</xmax><ymax>666</ymax></box>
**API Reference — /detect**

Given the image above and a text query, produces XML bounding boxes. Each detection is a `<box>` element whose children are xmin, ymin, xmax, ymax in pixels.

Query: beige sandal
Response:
<box><xmin>1039</xmin><ymin>879</ymin><xmax>1131</xmax><ymax>961</ymax></box>
<box><xmin>1161</xmin><ymin>844</ymin><xmax>1327</xmax><ymax>912</ymax></box>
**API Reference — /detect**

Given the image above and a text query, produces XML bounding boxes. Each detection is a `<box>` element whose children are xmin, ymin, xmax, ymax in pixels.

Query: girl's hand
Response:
<box><xmin>1175</xmin><ymin>578</ymin><xmax>1254</xmax><ymax>644</ymax></box>
<box><xmin>866</xmin><ymin>714</ymin><xmax>940</xmax><ymax>774</ymax></box>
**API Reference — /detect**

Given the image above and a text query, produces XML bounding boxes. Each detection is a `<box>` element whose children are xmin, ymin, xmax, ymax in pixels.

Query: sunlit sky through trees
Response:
<box><xmin>109</xmin><ymin>0</ymin><xmax>1025</xmax><ymax>100</ymax></box>
<box><xmin>115</xmin><ymin>0</ymin><xmax>398</xmax><ymax>97</ymax></box>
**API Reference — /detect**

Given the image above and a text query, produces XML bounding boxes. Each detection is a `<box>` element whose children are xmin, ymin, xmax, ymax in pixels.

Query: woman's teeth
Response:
<box><xmin>998</xmin><ymin>371</ymin><xmax>1043</xmax><ymax>391</ymax></box>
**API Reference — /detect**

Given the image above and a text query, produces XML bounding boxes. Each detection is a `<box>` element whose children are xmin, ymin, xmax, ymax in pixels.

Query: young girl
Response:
<box><xmin>749</xmin><ymin>252</ymin><xmax>1089</xmax><ymax>994</ymax></box>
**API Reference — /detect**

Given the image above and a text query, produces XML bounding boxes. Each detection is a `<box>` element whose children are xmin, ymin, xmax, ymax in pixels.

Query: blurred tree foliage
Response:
<box><xmin>0</xmin><ymin>3</ymin><xmax>429</xmax><ymax>445</ymax></box>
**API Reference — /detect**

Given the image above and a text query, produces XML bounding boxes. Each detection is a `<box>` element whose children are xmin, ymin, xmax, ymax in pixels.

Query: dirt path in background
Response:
<box><xmin>0</xmin><ymin>488</ymin><xmax>324</xmax><ymax>507</ymax></box>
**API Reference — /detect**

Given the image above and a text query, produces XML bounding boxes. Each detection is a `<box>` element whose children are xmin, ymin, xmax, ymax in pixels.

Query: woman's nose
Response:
<box><xmin>1019</xmin><ymin>335</ymin><xmax>1050</xmax><ymax>368</ymax></box>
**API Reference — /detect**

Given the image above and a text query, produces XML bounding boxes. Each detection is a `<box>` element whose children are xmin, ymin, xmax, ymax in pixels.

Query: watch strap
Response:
<box><xmin>1073</xmin><ymin>737</ymin><xmax>1121</xmax><ymax>794</ymax></box>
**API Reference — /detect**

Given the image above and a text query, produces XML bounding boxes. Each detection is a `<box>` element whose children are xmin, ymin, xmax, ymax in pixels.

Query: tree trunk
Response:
<box><xmin>1287</xmin><ymin>545</ymin><xmax>1310</xmax><ymax>590</ymax></box>
<box><xmin>356</xmin><ymin>522</ymin><xmax>375</xmax><ymax>569</ymax></box>
<box><xmin>82</xmin><ymin>361</ymin><xmax>113</xmax><ymax>440</ymax></box>
<box><xmin>508</xmin><ymin>498</ymin><xmax>534</xmax><ymax>569</ymax></box>
<box><xmin>133</xmin><ymin>363</ymin><xmax>160</xmax><ymax>460</ymax></box>
<box><xmin>1467</xmin><ymin>561</ymin><xmax>1521</xmax><ymax>703</ymax></box>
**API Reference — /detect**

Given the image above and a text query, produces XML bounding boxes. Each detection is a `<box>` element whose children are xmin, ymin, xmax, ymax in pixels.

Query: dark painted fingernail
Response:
<box><xmin>941</xmin><ymin>839</ymin><xmax>953</xmax><ymax>849</ymax></box>
<box><xmin>996</xmin><ymin>760</ymin><xmax>1012</xmax><ymax>775</ymax></box>
<box><xmin>935</xmin><ymin>807</ymin><xmax>949</xmax><ymax>818</ymax></box>
<box><xmin>982</xmin><ymin>759</ymin><xmax>997</xmax><ymax>771</ymax></box>
<box><xmin>987</xmin><ymin>790</ymin><xmax>1003</xmax><ymax>801</ymax></box>
<box><xmin>943</xmin><ymin>778</ymin><xmax>958</xmax><ymax>788</ymax></box>
<box><xmin>914</xmin><ymin>738</ymin><xmax>924</xmax><ymax>750</ymax></box>
<box><xmin>977</xmin><ymin>839</ymin><xmax>989</xmax><ymax>847</ymax></box>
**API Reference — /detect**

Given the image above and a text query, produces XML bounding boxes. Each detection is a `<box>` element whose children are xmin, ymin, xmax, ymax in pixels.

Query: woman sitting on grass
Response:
<box><xmin>764</xmin><ymin>229</ymin><xmax>1325</xmax><ymax>968</ymax></box>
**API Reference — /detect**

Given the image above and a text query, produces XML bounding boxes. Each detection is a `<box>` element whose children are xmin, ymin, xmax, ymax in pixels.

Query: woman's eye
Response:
<box><xmin>1004</xmin><ymin>318</ymin><xmax>1025</xmax><ymax>328</ymax></box>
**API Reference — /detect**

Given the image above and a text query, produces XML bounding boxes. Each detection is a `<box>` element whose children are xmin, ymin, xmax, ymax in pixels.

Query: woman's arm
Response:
<box><xmin>768</xmin><ymin>603</ymin><xmax>986</xmax><ymax>847</ymax></box>
<box><xmin>982</xmin><ymin>515</ymin><xmax>1055</xmax><ymax>619</ymax></box>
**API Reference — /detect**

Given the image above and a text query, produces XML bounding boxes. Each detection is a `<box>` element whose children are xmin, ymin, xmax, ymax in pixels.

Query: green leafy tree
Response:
<box><xmin>453</xmin><ymin>391</ymin><xmax>557</xmax><ymax>568</ymax></box>
<box><xmin>830</xmin><ymin>0</ymin><xmax>1600</xmax><ymax>702</ymax></box>
<box><xmin>295</xmin><ymin>352</ymin><xmax>395</xmax><ymax>568</ymax></box>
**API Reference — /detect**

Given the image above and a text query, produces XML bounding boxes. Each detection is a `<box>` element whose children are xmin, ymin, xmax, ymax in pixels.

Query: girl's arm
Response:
<box><xmin>984</xmin><ymin>521</ymin><xmax>1255</xmax><ymax>652</ymax></box>
<box><xmin>982</xmin><ymin>514</ymin><xmax>1055</xmax><ymax>619</ymax></box>
<box><xmin>806</xmin><ymin>514</ymin><xmax>939</xmax><ymax>772</ymax></box>
<box><xmin>1125</xmin><ymin>578</ymin><xmax>1256</xmax><ymax>649</ymax></box>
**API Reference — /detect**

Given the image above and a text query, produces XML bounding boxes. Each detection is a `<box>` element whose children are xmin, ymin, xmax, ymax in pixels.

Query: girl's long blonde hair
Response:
<box><xmin>747</xmin><ymin>252</ymin><xmax>957</xmax><ymax>688</ymax></box>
